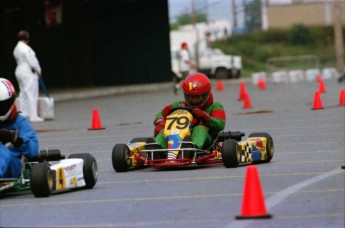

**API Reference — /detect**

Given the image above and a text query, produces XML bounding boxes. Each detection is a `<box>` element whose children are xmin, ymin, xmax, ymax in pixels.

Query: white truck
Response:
<box><xmin>170</xmin><ymin>28</ymin><xmax>242</xmax><ymax>79</ymax></box>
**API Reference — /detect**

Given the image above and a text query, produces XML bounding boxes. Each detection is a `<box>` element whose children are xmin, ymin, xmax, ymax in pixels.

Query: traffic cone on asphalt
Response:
<box><xmin>236</xmin><ymin>166</ymin><xmax>272</xmax><ymax>219</ymax></box>
<box><xmin>339</xmin><ymin>89</ymin><xmax>345</xmax><ymax>106</ymax></box>
<box><xmin>88</xmin><ymin>108</ymin><xmax>106</xmax><ymax>130</ymax></box>
<box><xmin>318</xmin><ymin>79</ymin><xmax>326</xmax><ymax>93</ymax></box>
<box><xmin>317</xmin><ymin>74</ymin><xmax>323</xmax><ymax>83</ymax></box>
<box><xmin>312</xmin><ymin>91</ymin><xmax>324</xmax><ymax>110</ymax></box>
<box><xmin>238</xmin><ymin>81</ymin><xmax>247</xmax><ymax>101</ymax></box>
<box><xmin>217</xmin><ymin>80</ymin><xmax>224</xmax><ymax>91</ymax></box>
<box><xmin>243</xmin><ymin>93</ymin><xmax>252</xmax><ymax>109</ymax></box>
<box><xmin>257</xmin><ymin>79</ymin><xmax>266</xmax><ymax>90</ymax></box>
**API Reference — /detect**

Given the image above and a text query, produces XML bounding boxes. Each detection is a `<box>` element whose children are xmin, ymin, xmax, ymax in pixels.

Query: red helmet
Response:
<box><xmin>183</xmin><ymin>73</ymin><xmax>212</xmax><ymax>109</ymax></box>
<box><xmin>181</xmin><ymin>42</ymin><xmax>188</xmax><ymax>48</ymax></box>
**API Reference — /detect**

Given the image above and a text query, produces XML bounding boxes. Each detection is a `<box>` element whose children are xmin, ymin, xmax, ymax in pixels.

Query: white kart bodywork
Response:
<box><xmin>50</xmin><ymin>159</ymin><xmax>86</xmax><ymax>190</ymax></box>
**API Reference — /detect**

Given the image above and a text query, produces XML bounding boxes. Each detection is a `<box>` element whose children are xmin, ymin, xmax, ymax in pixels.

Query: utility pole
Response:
<box><xmin>261</xmin><ymin>0</ymin><xmax>268</xmax><ymax>30</ymax></box>
<box><xmin>232</xmin><ymin>0</ymin><xmax>237</xmax><ymax>29</ymax></box>
<box><xmin>333</xmin><ymin>0</ymin><xmax>344</xmax><ymax>80</ymax></box>
<box><xmin>191</xmin><ymin>0</ymin><xmax>199</xmax><ymax>65</ymax></box>
<box><xmin>191</xmin><ymin>0</ymin><xmax>196</xmax><ymax>28</ymax></box>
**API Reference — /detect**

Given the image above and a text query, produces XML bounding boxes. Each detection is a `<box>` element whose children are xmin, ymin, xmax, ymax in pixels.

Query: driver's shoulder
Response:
<box><xmin>207</xmin><ymin>102</ymin><xmax>224</xmax><ymax>110</ymax></box>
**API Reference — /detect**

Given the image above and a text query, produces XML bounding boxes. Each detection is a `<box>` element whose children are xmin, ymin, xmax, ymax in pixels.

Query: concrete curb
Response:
<box><xmin>50</xmin><ymin>82</ymin><xmax>172</xmax><ymax>102</ymax></box>
<box><xmin>49</xmin><ymin>78</ymin><xmax>249</xmax><ymax>102</ymax></box>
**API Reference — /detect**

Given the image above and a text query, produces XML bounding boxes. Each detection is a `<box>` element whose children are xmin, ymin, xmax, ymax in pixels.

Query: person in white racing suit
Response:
<box><xmin>13</xmin><ymin>30</ymin><xmax>44</xmax><ymax>122</ymax></box>
<box><xmin>0</xmin><ymin>78</ymin><xmax>39</xmax><ymax>178</ymax></box>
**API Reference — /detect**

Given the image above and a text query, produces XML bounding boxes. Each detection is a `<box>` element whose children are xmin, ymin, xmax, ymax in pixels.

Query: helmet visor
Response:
<box><xmin>0</xmin><ymin>97</ymin><xmax>15</xmax><ymax>116</ymax></box>
<box><xmin>184</xmin><ymin>92</ymin><xmax>209</xmax><ymax>108</ymax></box>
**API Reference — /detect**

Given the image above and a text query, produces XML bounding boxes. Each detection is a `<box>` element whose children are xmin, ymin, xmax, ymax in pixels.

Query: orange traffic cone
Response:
<box><xmin>257</xmin><ymin>79</ymin><xmax>266</xmax><ymax>90</ymax></box>
<box><xmin>317</xmin><ymin>74</ymin><xmax>323</xmax><ymax>83</ymax></box>
<box><xmin>318</xmin><ymin>80</ymin><xmax>326</xmax><ymax>93</ymax></box>
<box><xmin>217</xmin><ymin>80</ymin><xmax>224</xmax><ymax>91</ymax></box>
<box><xmin>312</xmin><ymin>91</ymin><xmax>324</xmax><ymax>110</ymax></box>
<box><xmin>243</xmin><ymin>93</ymin><xmax>252</xmax><ymax>109</ymax></box>
<box><xmin>88</xmin><ymin>108</ymin><xmax>106</xmax><ymax>130</ymax></box>
<box><xmin>236</xmin><ymin>166</ymin><xmax>272</xmax><ymax>219</ymax></box>
<box><xmin>339</xmin><ymin>89</ymin><xmax>345</xmax><ymax>106</ymax></box>
<box><xmin>238</xmin><ymin>81</ymin><xmax>247</xmax><ymax>101</ymax></box>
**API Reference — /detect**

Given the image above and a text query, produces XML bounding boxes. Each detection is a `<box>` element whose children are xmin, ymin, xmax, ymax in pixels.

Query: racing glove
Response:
<box><xmin>154</xmin><ymin>118</ymin><xmax>165</xmax><ymax>136</ymax></box>
<box><xmin>0</xmin><ymin>129</ymin><xmax>24</xmax><ymax>147</ymax></box>
<box><xmin>192</xmin><ymin>108</ymin><xmax>211</xmax><ymax>122</ymax></box>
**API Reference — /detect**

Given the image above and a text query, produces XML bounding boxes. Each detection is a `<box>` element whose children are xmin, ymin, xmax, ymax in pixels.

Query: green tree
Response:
<box><xmin>289</xmin><ymin>24</ymin><xmax>313</xmax><ymax>45</ymax></box>
<box><xmin>170</xmin><ymin>12</ymin><xmax>207</xmax><ymax>30</ymax></box>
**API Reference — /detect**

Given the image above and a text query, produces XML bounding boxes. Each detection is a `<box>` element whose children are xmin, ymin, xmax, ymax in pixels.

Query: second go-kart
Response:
<box><xmin>112</xmin><ymin>107</ymin><xmax>274</xmax><ymax>172</ymax></box>
<box><xmin>0</xmin><ymin>149</ymin><xmax>98</xmax><ymax>197</ymax></box>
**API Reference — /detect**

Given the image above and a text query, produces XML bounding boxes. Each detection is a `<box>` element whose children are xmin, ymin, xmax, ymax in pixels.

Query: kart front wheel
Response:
<box><xmin>248</xmin><ymin>132</ymin><xmax>274</xmax><ymax>162</ymax></box>
<box><xmin>112</xmin><ymin>144</ymin><xmax>131</xmax><ymax>172</ymax></box>
<box><xmin>31</xmin><ymin>163</ymin><xmax>53</xmax><ymax>197</ymax></box>
<box><xmin>222</xmin><ymin>139</ymin><xmax>240</xmax><ymax>168</ymax></box>
<box><xmin>68</xmin><ymin>153</ymin><xmax>98</xmax><ymax>189</ymax></box>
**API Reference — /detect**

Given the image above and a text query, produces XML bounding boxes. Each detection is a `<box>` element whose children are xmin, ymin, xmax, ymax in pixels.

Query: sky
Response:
<box><xmin>168</xmin><ymin>0</ymin><xmax>294</xmax><ymax>26</ymax></box>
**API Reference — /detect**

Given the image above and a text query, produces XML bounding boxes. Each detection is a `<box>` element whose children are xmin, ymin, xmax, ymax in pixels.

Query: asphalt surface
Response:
<box><xmin>0</xmin><ymin>77</ymin><xmax>344</xmax><ymax>228</ymax></box>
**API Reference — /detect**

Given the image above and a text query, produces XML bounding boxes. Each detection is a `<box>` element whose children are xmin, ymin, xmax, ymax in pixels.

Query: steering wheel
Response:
<box><xmin>167</xmin><ymin>106</ymin><xmax>200</xmax><ymax>127</ymax></box>
<box><xmin>167</xmin><ymin>106</ymin><xmax>193</xmax><ymax>115</ymax></box>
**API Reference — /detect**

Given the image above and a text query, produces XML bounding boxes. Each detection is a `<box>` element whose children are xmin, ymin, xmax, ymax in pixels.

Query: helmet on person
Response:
<box><xmin>181</xmin><ymin>42</ymin><xmax>188</xmax><ymax>48</ymax></box>
<box><xmin>183</xmin><ymin>73</ymin><xmax>212</xmax><ymax>109</ymax></box>
<box><xmin>0</xmin><ymin>78</ymin><xmax>16</xmax><ymax>121</ymax></box>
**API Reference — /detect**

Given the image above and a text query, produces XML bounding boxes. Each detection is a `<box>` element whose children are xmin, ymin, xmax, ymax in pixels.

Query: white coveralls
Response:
<box><xmin>13</xmin><ymin>41</ymin><xmax>41</xmax><ymax>120</ymax></box>
<box><xmin>179</xmin><ymin>48</ymin><xmax>191</xmax><ymax>73</ymax></box>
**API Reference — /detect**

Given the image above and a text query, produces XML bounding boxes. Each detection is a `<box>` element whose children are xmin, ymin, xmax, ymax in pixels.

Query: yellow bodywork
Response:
<box><xmin>238</xmin><ymin>137</ymin><xmax>268</xmax><ymax>163</ymax></box>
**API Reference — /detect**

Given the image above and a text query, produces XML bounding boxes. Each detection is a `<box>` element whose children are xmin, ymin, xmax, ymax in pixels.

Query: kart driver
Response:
<box><xmin>0</xmin><ymin>78</ymin><xmax>39</xmax><ymax>178</ymax></box>
<box><xmin>154</xmin><ymin>73</ymin><xmax>226</xmax><ymax>150</ymax></box>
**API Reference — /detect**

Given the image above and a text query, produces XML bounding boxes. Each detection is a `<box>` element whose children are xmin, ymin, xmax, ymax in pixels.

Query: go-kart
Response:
<box><xmin>112</xmin><ymin>107</ymin><xmax>274</xmax><ymax>172</ymax></box>
<box><xmin>0</xmin><ymin>149</ymin><xmax>98</xmax><ymax>197</ymax></box>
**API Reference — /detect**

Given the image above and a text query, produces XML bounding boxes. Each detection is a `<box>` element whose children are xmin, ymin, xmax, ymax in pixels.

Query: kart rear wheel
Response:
<box><xmin>222</xmin><ymin>139</ymin><xmax>240</xmax><ymax>168</ymax></box>
<box><xmin>31</xmin><ymin>163</ymin><xmax>53</xmax><ymax>197</ymax></box>
<box><xmin>68</xmin><ymin>153</ymin><xmax>98</xmax><ymax>188</ymax></box>
<box><xmin>112</xmin><ymin>144</ymin><xmax>131</xmax><ymax>172</ymax></box>
<box><xmin>248</xmin><ymin>132</ymin><xmax>274</xmax><ymax>162</ymax></box>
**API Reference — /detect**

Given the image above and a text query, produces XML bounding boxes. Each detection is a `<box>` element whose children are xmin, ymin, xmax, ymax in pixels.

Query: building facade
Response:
<box><xmin>266</xmin><ymin>1</ymin><xmax>345</xmax><ymax>29</ymax></box>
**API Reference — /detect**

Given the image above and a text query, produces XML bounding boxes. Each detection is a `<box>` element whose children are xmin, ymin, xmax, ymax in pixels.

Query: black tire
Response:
<box><xmin>222</xmin><ymin>139</ymin><xmax>240</xmax><ymax>168</ymax></box>
<box><xmin>31</xmin><ymin>163</ymin><xmax>53</xmax><ymax>197</ymax></box>
<box><xmin>112</xmin><ymin>144</ymin><xmax>131</xmax><ymax>172</ymax></box>
<box><xmin>214</xmin><ymin>68</ymin><xmax>229</xmax><ymax>79</ymax></box>
<box><xmin>248</xmin><ymin>132</ymin><xmax>274</xmax><ymax>162</ymax></box>
<box><xmin>68</xmin><ymin>153</ymin><xmax>98</xmax><ymax>189</ymax></box>
<box><xmin>231</xmin><ymin>69</ymin><xmax>241</xmax><ymax>79</ymax></box>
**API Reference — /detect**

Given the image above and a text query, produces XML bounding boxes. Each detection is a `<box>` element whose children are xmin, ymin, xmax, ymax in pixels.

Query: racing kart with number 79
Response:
<box><xmin>112</xmin><ymin>106</ymin><xmax>274</xmax><ymax>172</ymax></box>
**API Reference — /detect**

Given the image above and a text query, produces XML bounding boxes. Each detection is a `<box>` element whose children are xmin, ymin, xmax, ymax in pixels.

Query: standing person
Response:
<box><xmin>155</xmin><ymin>73</ymin><xmax>226</xmax><ymax>152</ymax></box>
<box><xmin>13</xmin><ymin>30</ymin><xmax>44</xmax><ymax>122</ymax></box>
<box><xmin>174</xmin><ymin>42</ymin><xmax>198</xmax><ymax>94</ymax></box>
<box><xmin>0</xmin><ymin>78</ymin><xmax>39</xmax><ymax>178</ymax></box>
